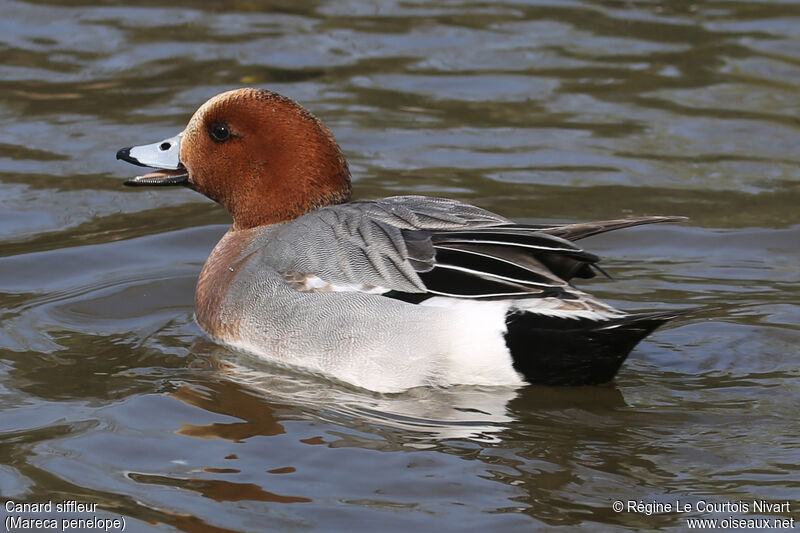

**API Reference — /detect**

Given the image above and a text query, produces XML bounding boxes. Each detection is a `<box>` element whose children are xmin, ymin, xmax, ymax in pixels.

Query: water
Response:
<box><xmin>1</xmin><ymin>1</ymin><xmax>798</xmax><ymax>531</ymax></box>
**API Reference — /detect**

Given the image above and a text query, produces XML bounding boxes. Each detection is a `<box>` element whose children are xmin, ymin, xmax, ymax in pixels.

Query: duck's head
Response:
<box><xmin>117</xmin><ymin>88</ymin><xmax>352</xmax><ymax>229</ymax></box>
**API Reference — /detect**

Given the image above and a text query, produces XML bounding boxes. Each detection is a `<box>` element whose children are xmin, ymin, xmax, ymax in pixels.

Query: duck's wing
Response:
<box><xmin>265</xmin><ymin>196</ymin><xmax>608</xmax><ymax>300</ymax></box>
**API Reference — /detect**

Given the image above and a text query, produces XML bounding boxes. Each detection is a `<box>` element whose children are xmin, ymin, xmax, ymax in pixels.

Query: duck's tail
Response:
<box><xmin>504</xmin><ymin>310</ymin><xmax>687</xmax><ymax>385</ymax></box>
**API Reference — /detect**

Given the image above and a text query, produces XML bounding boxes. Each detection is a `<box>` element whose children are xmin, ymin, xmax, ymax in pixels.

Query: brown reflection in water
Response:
<box><xmin>129</xmin><ymin>473</ymin><xmax>311</xmax><ymax>504</ymax></box>
<box><xmin>267</xmin><ymin>466</ymin><xmax>296</xmax><ymax>474</ymax></box>
<box><xmin>156</xmin><ymin>510</ymin><xmax>242</xmax><ymax>533</ymax></box>
<box><xmin>172</xmin><ymin>380</ymin><xmax>287</xmax><ymax>442</ymax></box>
<box><xmin>299</xmin><ymin>436</ymin><xmax>326</xmax><ymax>445</ymax></box>
<box><xmin>203</xmin><ymin>467</ymin><xmax>240</xmax><ymax>474</ymax></box>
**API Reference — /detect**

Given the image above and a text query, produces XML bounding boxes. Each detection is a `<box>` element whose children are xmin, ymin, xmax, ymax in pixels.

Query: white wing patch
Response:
<box><xmin>282</xmin><ymin>271</ymin><xmax>388</xmax><ymax>294</ymax></box>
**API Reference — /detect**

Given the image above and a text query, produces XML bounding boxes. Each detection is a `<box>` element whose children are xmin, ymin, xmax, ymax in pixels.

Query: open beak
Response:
<box><xmin>116</xmin><ymin>133</ymin><xmax>190</xmax><ymax>186</ymax></box>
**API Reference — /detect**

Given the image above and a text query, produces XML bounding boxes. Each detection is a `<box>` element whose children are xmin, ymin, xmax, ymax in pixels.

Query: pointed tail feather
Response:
<box><xmin>536</xmin><ymin>216</ymin><xmax>688</xmax><ymax>242</ymax></box>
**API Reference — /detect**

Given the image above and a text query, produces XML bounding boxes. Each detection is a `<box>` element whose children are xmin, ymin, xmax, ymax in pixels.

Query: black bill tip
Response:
<box><xmin>116</xmin><ymin>147</ymin><xmax>151</xmax><ymax>167</ymax></box>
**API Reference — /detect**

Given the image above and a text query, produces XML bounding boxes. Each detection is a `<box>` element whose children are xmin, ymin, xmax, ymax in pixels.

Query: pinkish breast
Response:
<box><xmin>195</xmin><ymin>228</ymin><xmax>258</xmax><ymax>341</ymax></box>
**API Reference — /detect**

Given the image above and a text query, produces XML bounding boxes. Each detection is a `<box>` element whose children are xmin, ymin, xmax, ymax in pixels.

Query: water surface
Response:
<box><xmin>1</xmin><ymin>1</ymin><xmax>798</xmax><ymax>531</ymax></box>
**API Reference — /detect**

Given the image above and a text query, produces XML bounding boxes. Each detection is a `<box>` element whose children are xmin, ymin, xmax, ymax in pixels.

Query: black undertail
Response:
<box><xmin>504</xmin><ymin>310</ymin><xmax>683</xmax><ymax>386</ymax></box>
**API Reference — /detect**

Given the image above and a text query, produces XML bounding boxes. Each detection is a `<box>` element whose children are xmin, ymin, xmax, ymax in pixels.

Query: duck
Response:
<box><xmin>116</xmin><ymin>87</ymin><xmax>686</xmax><ymax>393</ymax></box>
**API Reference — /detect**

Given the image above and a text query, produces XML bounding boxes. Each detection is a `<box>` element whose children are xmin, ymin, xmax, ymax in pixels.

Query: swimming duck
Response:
<box><xmin>117</xmin><ymin>88</ymin><xmax>685</xmax><ymax>392</ymax></box>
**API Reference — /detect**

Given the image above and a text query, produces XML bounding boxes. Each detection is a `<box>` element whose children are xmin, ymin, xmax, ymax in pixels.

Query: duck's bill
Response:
<box><xmin>116</xmin><ymin>133</ymin><xmax>189</xmax><ymax>186</ymax></box>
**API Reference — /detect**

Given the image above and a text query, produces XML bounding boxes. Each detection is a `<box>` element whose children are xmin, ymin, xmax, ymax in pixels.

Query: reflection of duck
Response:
<box><xmin>186</xmin><ymin>340</ymin><xmax>518</xmax><ymax>442</ymax></box>
<box><xmin>118</xmin><ymin>88</ymin><xmax>686</xmax><ymax>392</ymax></box>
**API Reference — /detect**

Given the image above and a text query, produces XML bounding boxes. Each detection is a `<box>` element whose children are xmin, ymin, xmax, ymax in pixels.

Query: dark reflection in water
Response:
<box><xmin>0</xmin><ymin>0</ymin><xmax>798</xmax><ymax>531</ymax></box>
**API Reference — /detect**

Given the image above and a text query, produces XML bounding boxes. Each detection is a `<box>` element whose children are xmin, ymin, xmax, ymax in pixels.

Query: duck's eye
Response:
<box><xmin>209</xmin><ymin>123</ymin><xmax>231</xmax><ymax>142</ymax></box>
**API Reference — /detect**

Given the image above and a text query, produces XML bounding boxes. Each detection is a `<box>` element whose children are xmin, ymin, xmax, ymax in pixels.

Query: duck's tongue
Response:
<box><xmin>124</xmin><ymin>168</ymin><xmax>189</xmax><ymax>186</ymax></box>
<box><xmin>116</xmin><ymin>133</ymin><xmax>188</xmax><ymax>186</ymax></box>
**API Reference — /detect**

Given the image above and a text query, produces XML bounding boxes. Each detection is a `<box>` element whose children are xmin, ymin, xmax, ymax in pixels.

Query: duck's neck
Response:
<box><xmin>228</xmin><ymin>180</ymin><xmax>351</xmax><ymax>230</ymax></box>
<box><xmin>225</xmin><ymin>133</ymin><xmax>352</xmax><ymax>230</ymax></box>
